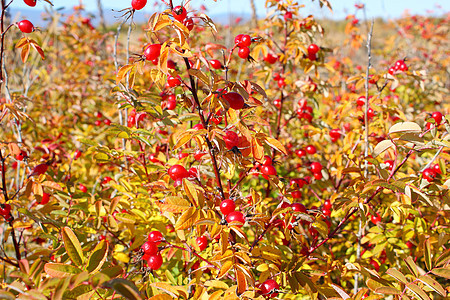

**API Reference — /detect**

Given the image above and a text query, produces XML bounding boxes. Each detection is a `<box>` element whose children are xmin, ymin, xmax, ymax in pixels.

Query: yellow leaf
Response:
<box><xmin>116</xmin><ymin>64</ymin><xmax>136</xmax><ymax>85</ymax></box>
<box><xmin>217</xmin><ymin>260</ymin><xmax>233</xmax><ymax>279</ymax></box>
<box><xmin>174</xmin><ymin>207</ymin><xmax>197</xmax><ymax>231</ymax></box>
<box><xmin>265</xmin><ymin>136</ymin><xmax>287</xmax><ymax>155</ymax></box>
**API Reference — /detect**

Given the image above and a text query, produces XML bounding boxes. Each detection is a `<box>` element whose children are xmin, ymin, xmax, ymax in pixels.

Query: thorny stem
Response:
<box><xmin>183</xmin><ymin>57</ymin><xmax>226</xmax><ymax>200</ymax></box>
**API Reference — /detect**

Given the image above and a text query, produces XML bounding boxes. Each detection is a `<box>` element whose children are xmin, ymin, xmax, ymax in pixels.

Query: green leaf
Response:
<box><xmin>44</xmin><ymin>263</ymin><xmax>82</xmax><ymax>278</ymax></box>
<box><xmin>63</xmin><ymin>284</ymin><xmax>95</xmax><ymax>299</ymax></box>
<box><xmin>431</xmin><ymin>267</ymin><xmax>450</xmax><ymax>279</ymax></box>
<box><xmin>406</xmin><ymin>283</ymin><xmax>431</xmax><ymax>300</ymax></box>
<box><xmin>86</xmin><ymin>240</ymin><xmax>109</xmax><ymax>274</ymax></box>
<box><xmin>103</xmin><ymin>278</ymin><xmax>142</xmax><ymax>300</ymax></box>
<box><xmin>418</xmin><ymin>275</ymin><xmax>446</xmax><ymax>297</ymax></box>
<box><xmin>62</xmin><ymin>227</ymin><xmax>84</xmax><ymax>266</ymax></box>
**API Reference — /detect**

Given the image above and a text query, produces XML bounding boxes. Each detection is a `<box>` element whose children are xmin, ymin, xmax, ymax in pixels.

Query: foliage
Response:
<box><xmin>0</xmin><ymin>0</ymin><xmax>448</xmax><ymax>299</ymax></box>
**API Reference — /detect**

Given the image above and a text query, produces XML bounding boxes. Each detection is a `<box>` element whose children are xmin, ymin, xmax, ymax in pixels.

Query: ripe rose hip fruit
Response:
<box><xmin>310</xmin><ymin>162</ymin><xmax>322</xmax><ymax>173</ymax></box>
<box><xmin>305</xmin><ymin>145</ymin><xmax>316</xmax><ymax>154</ymax></box>
<box><xmin>431</xmin><ymin>111</ymin><xmax>443</xmax><ymax>125</ymax></box>
<box><xmin>167</xmin><ymin>75</ymin><xmax>181</xmax><ymax>87</ymax></box>
<box><xmin>220</xmin><ymin>199</ymin><xmax>236</xmax><ymax>216</ymax></box>
<box><xmin>261</xmin><ymin>165</ymin><xmax>277</xmax><ymax>179</ymax></box>
<box><xmin>323</xmin><ymin>199</ymin><xmax>332</xmax><ymax>210</ymax></box>
<box><xmin>210</xmin><ymin>59</ymin><xmax>222</xmax><ymax>69</ymax></box>
<box><xmin>78</xmin><ymin>184</ymin><xmax>87</xmax><ymax>193</ymax></box>
<box><xmin>141</xmin><ymin>241</ymin><xmax>158</xmax><ymax>255</ymax></box>
<box><xmin>148</xmin><ymin>231</ymin><xmax>163</xmax><ymax>245</ymax></box>
<box><xmin>144</xmin><ymin>44</ymin><xmax>161</xmax><ymax>61</ymax></box>
<box><xmin>147</xmin><ymin>253</ymin><xmax>163</xmax><ymax>270</ymax></box>
<box><xmin>307</xmin><ymin>44</ymin><xmax>320</xmax><ymax>55</ymax></box>
<box><xmin>273</xmin><ymin>98</ymin><xmax>281</xmax><ymax>109</ymax></box>
<box><xmin>238</xmin><ymin>47</ymin><xmax>250</xmax><ymax>59</ymax></box>
<box><xmin>172</xmin><ymin>6</ymin><xmax>187</xmax><ymax>22</ymax></box>
<box><xmin>18</xmin><ymin>20</ymin><xmax>34</xmax><ymax>33</ymax></box>
<box><xmin>226</xmin><ymin>211</ymin><xmax>245</xmax><ymax>227</ymax></box>
<box><xmin>222</xmin><ymin>92</ymin><xmax>245</xmax><ymax>110</ymax></box>
<box><xmin>196</xmin><ymin>236</ymin><xmax>208</xmax><ymax>251</ymax></box>
<box><xmin>183</xmin><ymin>18</ymin><xmax>194</xmax><ymax>31</ymax></box>
<box><xmin>371</xmin><ymin>213</ymin><xmax>381</xmax><ymax>224</ymax></box>
<box><xmin>168</xmin><ymin>164</ymin><xmax>189</xmax><ymax>180</ymax></box>
<box><xmin>131</xmin><ymin>0</ymin><xmax>147</xmax><ymax>10</ymax></box>
<box><xmin>0</xmin><ymin>204</ymin><xmax>12</xmax><ymax>217</ymax></box>
<box><xmin>24</xmin><ymin>0</ymin><xmax>37</xmax><ymax>6</ymax></box>
<box><xmin>223</xmin><ymin>130</ymin><xmax>239</xmax><ymax>149</ymax></box>
<box><xmin>260</xmin><ymin>279</ymin><xmax>279</xmax><ymax>298</ymax></box>
<box><xmin>422</xmin><ymin>168</ymin><xmax>437</xmax><ymax>182</ymax></box>
<box><xmin>291</xmin><ymin>202</ymin><xmax>307</xmax><ymax>213</ymax></box>
<box><xmin>40</xmin><ymin>192</ymin><xmax>50</xmax><ymax>205</ymax></box>
<box><xmin>264</xmin><ymin>53</ymin><xmax>278</xmax><ymax>64</ymax></box>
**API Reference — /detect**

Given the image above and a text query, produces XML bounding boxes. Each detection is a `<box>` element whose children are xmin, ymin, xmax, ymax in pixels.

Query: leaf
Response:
<box><xmin>386</xmin><ymin>268</ymin><xmax>408</xmax><ymax>284</ymax></box>
<box><xmin>406</xmin><ymin>283</ymin><xmax>431</xmax><ymax>300</ymax></box>
<box><xmin>264</xmin><ymin>137</ymin><xmax>287</xmax><ymax>155</ymax></box>
<box><xmin>86</xmin><ymin>240</ymin><xmax>108</xmax><ymax>274</ymax></box>
<box><xmin>375</xmin><ymin>286</ymin><xmax>401</xmax><ymax>295</ymax></box>
<box><xmin>150</xmin><ymin>282</ymin><xmax>180</xmax><ymax>298</ymax></box>
<box><xmin>149</xmin><ymin>295</ymin><xmax>174</xmax><ymax>300</ymax></box>
<box><xmin>15</xmin><ymin>37</ymin><xmax>29</xmax><ymax>48</ymax></box>
<box><xmin>31</xmin><ymin>43</ymin><xmax>45</xmax><ymax>60</ymax></box>
<box><xmin>389</xmin><ymin>122</ymin><xmax>421</xmax><ymax>134</ymax></box>
<box><xmin>330</xmin><ymin>284</ymin><xmax>350</xmax><ymax>299</ymax></box>
<box><xmin>251</xmin><ymin>137</ymin><xmax>264</xmax><ymax>161</ymax></box>
<box><xmin>424</xmin><ymin>240</ymin><xmax>432</xmax><ymax>270</ymax></box>
<box><xmin>418</xmin><ymin>275</ymin><xmax>446</xmax><ymax>297</ymax></box>
<box><xmin>174</xmin><ymin>131</ymin><xmax>193</xmax><ymax>150</ymax></box>
<box><xmin>62</xmin><ymin>227</ymin><xmax>84</xmax><ymax>266</ymax></box>
<box><xmin>404</xmin><ymin>257</ymin><xmax>419</xmax><ymax>277</ymax></box>
<box><xmin>372</xmin><ymin>140</ymin><xmax>395</xmax><ymax>158</ymax></box>
<box><xmin>188</xmin><ymin>68</ymin><xmax>210</xmax><ymax>87</ymax></box>
<box><xmin>235</xmin><ymin>268</ymin><xmax>247</xmax><ymax>296</ymax></box>
<box><xmin>116</xmin><ymin>64</ymin><xmax>136</xmax><ymax>85</ymax></box>
<box><xmin>174</xmin><ymin>207</ymin><xmax>197</xmax><ymax>231</ymax></box>
<box><xmin>63</xmin><ymin>284</ymin><xmax>95</xmax><ymax>299</ymax></box>
<box><xmin>104</xmin><ymin>278</ymin><xmax>142</xmax><ymax>300</ymax></box>
<box><xmin>158</xmin><ymin>196</ymin><xmax>191</xmax><ymax>213</ymax></box>
<box><xmin>44</xmin><ymin>263</ymin><xmax>82</xmax><ymax>278</ymax></box>
<box><xmin>21</xmin><ymin>44</ymin><xmax>30</xmax><ymax>63</ymax></box>
<box><xmin>182</xmin><ymin>179</ymin><xmax>200</xmax><ymax>207</ymax></box>
<box><xmin>217</xmin><ymin>260</ymin><xmax>233</xmax><ymax>279</ymax></box>
<box><xmin>431</xmin><ymin>267</ymin><xmax>450</xmax><ymax>279</ymax></box>
<box><xmin>434</xmin><ymin>248</ymin><xmax>450</xmax><ymax>267</ymax></box>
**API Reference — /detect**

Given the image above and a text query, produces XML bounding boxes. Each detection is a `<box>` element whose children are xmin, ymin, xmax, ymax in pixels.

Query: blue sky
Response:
<box><xmin>12</xmin><ymin>0</ymin><xmax>450</xmax><ymax>20</ymax></box>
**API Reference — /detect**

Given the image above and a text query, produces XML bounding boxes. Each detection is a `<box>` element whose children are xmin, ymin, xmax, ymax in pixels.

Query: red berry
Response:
<box><xmin>220</xmin><ymin>199</ymin><xmax>236</xmax><ymax>216</ymax></box>
<box><xmin>24</xmin><ymin>0</ymin><xmax>37</xmax><ymax>7</ymax></box>
<box><xmin>15</xmin><ymin>150</ymin><xmax>27</xmax><ymax>161</ymax></box>
<box><xmin>167</xmin><ymin>75</ymin><xmax>181</xmax><ymax>87</ymax></box>
<box><xmin>78</xmin><ymin>184</ymin><xmax>87</xmax><ymax>193</ymax></box>
<box><xmin>260</xmin><ymin>279</ymin><xmax>279</xmax><ymax>298</ymax></box>
<box><xmin>273</xmin><ymin>98</ymin><xmax>281</xmax><ymax>109</ymax></box>
<box><xmin>295</xmin><ymin>149</ymin><xmax>307</xmax><ymax>158</ymax></box>
<box><xmin>193</xmin><ymin>151</ymin><xmax>206</xmax><ymax>161</ymax></box>
<box><xmin>188</xmin><ymin>167</ymin><xmax>198</xmax><ymax>178</ymax></box>
<box><xmin>168</xmin><ymin>164</ymin><xmax>189</xmax><ymax>180</ymax></box>
<box><xmin>370</xmin><ymin>259</ymin><xmax>380</xmax><ymax>272</ymax></box>
<box><xmin>329</xmin><ymin>129</ymin><xmax>341</xmax><ymax>140</ymax></box>
<box><xmin>222</xmin><ymin>92</ymin><xmax>245</xmax><ymax>110</ymax></box>
<box><xmin>431</xmin><ymin>111</ymin><xmax>443</xmax><ymax>125</ymax></box>
<box><xmin>323</xmin><ymin>199</ymin><xmax>332</xmax><ymax>210</ymax></box>
<box><xmin>147</xmin><ymin>253</ymin><xmax>163</xmax><ymax>270</ymax></box>
<box><xmin>240</xmin><ymin>35</ymin><xmax>252</xmax><ymax>47</ymax></box>
<box><xmin>261</xmin><ymin>165</ymin><xmax>277</xmax><ymax>179</ymax></box>
<box><xmin>144</xmin><ymin>44</ymin><xmax>161</xmax><ymax>61</ymax></box>
<box><xmin>277</xmin><ymin>78</ymin><xmax>286</xmax><ymax>88</ymax></box>
<box><xmin>313</xmin><ymin>172</ymin><xmax>323</xmax><ymax>180</ymax></box>
<box><xmin>74</xmin><ymin>150</ymin><xmax>82</xmax><ymax>159</ymax></box>
<box><xmin>141</xmin><ymin>241</ymin><xmax>158</xmax><ymax>255</ymax></box>
<box><xmin>172</xmin><ymin>6</ymin><xmax>187</xmax><ymax>22</ymax></box>
<box><xmin>384</xmin><ymin>160</ymin><xmax>394</xmax><ymax>171</ymax></box>
<box><xmin>210</xmin><ymin>59</ymin><xmax>222</xmax><ymax>70</ymax></box>
<box><xmin>367</xmin><ymin>107</ymin><xmax>375</xmax><ymax>119</ymax></box>
<box><xmin>307</xmin><ymin>44</ymin><xmax>320</xmax><ymax>55</ymax></box>
<box><xmin>183</xmin><ymin>18</ymin><xmax>194</xmax><ymax>31</ymax></box>
<box><xmin>167</xmin><ymin>60</ymin><xmax>176</xmax><ymax>69</ymax></box>
<box><xmin>357</xmin><ymin>96</ymin><xmax>366</xmax><ymax>107</ymax></box>
<box><xmin>131</xmin><ymin>0</ymin><xmax>147</xmax><ymax>10</ymax></box>
<box><xmin>223</xmin><ymin>130</ymin><xmax>239</xmax><ymax>149</ymax></box>
<box><xmin>193</xmin><ymin>123</ymin><xmax>204</xmax><ymax>130</ymax></box>
<box><xmin>322</xmin><ymin>208</ymin><xmax>331</xmax><ymax>217</ymax></box>
<box><xmin>103</xmin><ymin>119</ymin><xmax>111</xmax><ymax>126</ymax></box>
<box><xmin>238</xmin><ymin>47</ymin><xmax>250</xmax><ymax>59</ymax></box>
<box><xmin>262</xmin><ymin>155</ymin><xmax>273</xmax><ymax>166</ymax></box>
<box><xmin>40</xmin><ymin>192</ymin><xmax>50</xmax><ymax>205</ymax></box>
<box><xmin>422</xmin><ymin>168</ymin><xmax>437</xmax><ymax>182</ymax></box>
<box><xmin>0</xmin><ymin>204</ymin><xmax>11</xmax><ymax>217</ymax></box>
<box><xmin>148</xmin><ymin>231</ymin><xmax>163</xmax><ymax>245</ymax></box>
<box><xmin>307</xmin><ymin>53</ymin><xmax>317</xmax><ymax>61</ymax></box>
<box><xmin>291</xmin><ymin>190</ymin><xmax>302</xmax><ymax>199</ymax></box>
<box><xmin>291</xmin><ymin>203</ymin><xmax>306</xmax><ymax>213</ymax></box>
<box><xmin>196</xmin><ymin>236</ymin><xmax>208</xmax><ymax>251</ymax></box>
<box><xmin>102</xmin><ymin>176</ymin><xmax>112</xmax><ymax>185</ymax></box>
<box><xmin>95</xmin><ymin>112</ymin><xmax>103</xmax><ymax>118</ymax></box>
<box><xmin>178</xmin><ymin>152</ymin><xmax>189</xmax><ymax>159</ymax></box>
<box><xmin>226</xmin><ymin>211</ymin><xmax>245</xmax><ymax>227</ymax></box>
<box><xmin>305</xmin><ymin>145</ymin><xmax>316</xmax><ymax>155</ymax></box>
<box><xmin>284</xmin><ymin>11</ymin><xmax>292</xmax><ymax>21</ymax></box>
<box><xmin>371</xmin><ymin>213</ymin><xmax>381</xmax><ymax>225</ymax></box>
<box><xmin>18</xmin><ymin>20</ymin><xmax>34</xmax><ymax>33</ymax></box>
<box><xmin>264</xmin><ymin>53</ymin><xmax>278</xmax><ymax>64</ymax></box>
<box><xmin>310</xmin><ymin>162</ymin><xmax>322</xmax><ymax>173</ymax></box>
<box><xmin>166</xmin><ymin>99</ymin><xmax>176</xmax><ymax>110</ymax></box>
<box><xmin>432</xmin><ymin>164</ymin><xmax>442</xmax><ymax>174</ymax></box>
<box><xmin>234</xmin><ymin>34</ymin><xmax>244</xmax><ymax>46</ymax></box>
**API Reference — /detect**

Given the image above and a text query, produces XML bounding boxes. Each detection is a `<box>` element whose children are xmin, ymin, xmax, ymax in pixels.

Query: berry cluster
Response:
<box><xmin>388</xmin><ymin>59</ymin><xmax>408</xmax><ymax>75</ymax></box>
